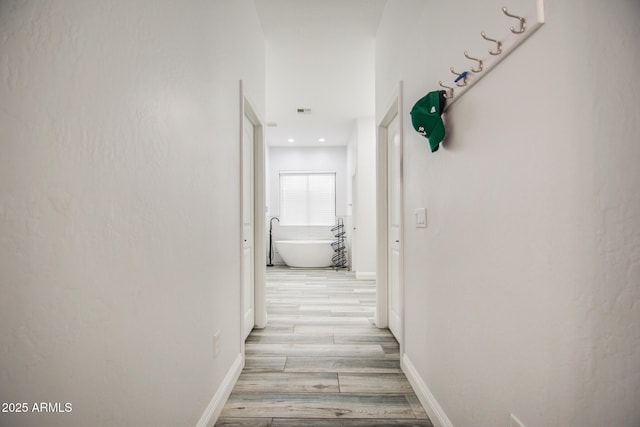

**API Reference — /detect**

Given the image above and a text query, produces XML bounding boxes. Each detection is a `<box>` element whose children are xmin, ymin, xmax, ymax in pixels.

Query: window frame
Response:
<box><xmin>278</xmin><ymin>171</ymin><xmax>336</xmax><ymax>226</ymax></box>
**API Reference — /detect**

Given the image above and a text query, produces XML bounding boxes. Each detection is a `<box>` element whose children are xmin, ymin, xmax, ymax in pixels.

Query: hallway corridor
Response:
<box><xmin>216</xmin><ymin>268</ymin><xmax>432</xmax><ymax>426</ymax></box>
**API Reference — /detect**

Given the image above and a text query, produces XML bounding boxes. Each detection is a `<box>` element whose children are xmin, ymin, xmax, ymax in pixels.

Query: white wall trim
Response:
<box><xmin>402</xmin><ymin>354</ymin><xmax>454</xmax><ymax>427</ymax></box>
<box><xmin>195</xmin><ymin>353</ymin><xmax>243</xmax><ymax>427</ymax></box>
<box><xmin>355</xmin><ymin>272</ymin><xmax>377</xmax><ymax>280</ymax></box>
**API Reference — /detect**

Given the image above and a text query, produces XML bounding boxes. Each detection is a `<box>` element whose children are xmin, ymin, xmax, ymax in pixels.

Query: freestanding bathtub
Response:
<box><xmin>275</xmin><ymin>240</ymin><xmax>335</xmax><ymax>268</ymax></box>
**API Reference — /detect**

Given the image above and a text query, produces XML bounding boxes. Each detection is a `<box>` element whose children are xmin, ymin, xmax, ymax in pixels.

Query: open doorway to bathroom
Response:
<box><xmin>376</xmin><ymin>83</ymin><xmax>405</xmax><ymax>348</ymax></box>
<box><xmin>240</xmin><ymin>81</ymin><xmax>267</xmax><ymax>339</ymax></box>
<box><xmin>265</xmin><ymin>147</ymin><xmax>347</xmax><ymax>270</ymax></box>
<box><xmin>248</xmin><ymin>0</ymin><xmax>386</xmax><ymax>333</ymax></box>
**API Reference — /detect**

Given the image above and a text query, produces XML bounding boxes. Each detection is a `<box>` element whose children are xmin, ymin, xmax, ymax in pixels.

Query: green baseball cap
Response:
<box><xmin>410</xmin><ymin>90</ymin><xmax>446</xmax><ymax>152</ymax></box>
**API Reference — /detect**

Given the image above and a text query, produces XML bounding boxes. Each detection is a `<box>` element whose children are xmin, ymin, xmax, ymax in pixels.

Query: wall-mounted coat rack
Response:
<box><xmin>441</xmin><ymin>0</ymin><xmax>545</xmax><ymax>111</ymax></box>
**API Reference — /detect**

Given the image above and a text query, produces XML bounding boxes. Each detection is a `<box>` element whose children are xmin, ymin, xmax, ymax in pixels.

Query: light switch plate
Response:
<box><xmin>415</xmin><ymin>208</ymin><xmax>427</xmax><ymax>228</ymax></box>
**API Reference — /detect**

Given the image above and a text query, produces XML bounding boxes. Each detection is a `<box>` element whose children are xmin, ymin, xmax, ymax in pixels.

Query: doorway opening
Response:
<box><xmin>240</xmin><ymin>81</ymin><xmax>266</xmax><ymax>345</ymax></box>
<box><xmin>376</xmin><ymin>82</ymin><xmax>405</xmax><ymax>348</ymax></box>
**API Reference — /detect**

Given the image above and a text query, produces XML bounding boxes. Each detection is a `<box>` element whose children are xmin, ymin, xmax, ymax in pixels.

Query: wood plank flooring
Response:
<box><xmin>216</xmin><ymin>268</ymin><xmax>433</xmax><ymax>427</ymax></box>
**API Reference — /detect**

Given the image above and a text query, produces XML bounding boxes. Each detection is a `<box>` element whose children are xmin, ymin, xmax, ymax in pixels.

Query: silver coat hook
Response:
<box><xmin>502</xmin><ymin>7</ymin><xmax>526</xmax><ymax>34</ymax></box>
<box><xmin>481</xmin><ymin>32</ymin><xmax>502</xmax><ymax>55</ymax></box>
<box><xmin>450</xmin><ymin>67</ymin><xmax>467</xmax><ymax>87</ymax></box>
<box><xmin>464</xmin><ymin>51</ymin><xmax>483</xmax><ymax>73</ymax></box>
<box><xmin>438</xmin><ymin>81</ymin><xmax>454</xmax><ymax>99</ymax></box>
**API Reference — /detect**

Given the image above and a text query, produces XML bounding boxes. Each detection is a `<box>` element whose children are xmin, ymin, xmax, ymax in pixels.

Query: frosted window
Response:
<box><xmin>280</xmin><ymin>172</ymin><xmax>335</xmax><ymax>226</ymax></box>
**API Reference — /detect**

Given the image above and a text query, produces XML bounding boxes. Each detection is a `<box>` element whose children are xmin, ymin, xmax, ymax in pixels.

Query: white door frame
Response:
<box><xmin>376</xmin><ymin>81</ymin><xmax>404</xmax><ymax>348</ymax></box>
<box><xmin>239</xmin><ymin>81</ymin><xmax>266</xmax><ymax>352</ymax></box>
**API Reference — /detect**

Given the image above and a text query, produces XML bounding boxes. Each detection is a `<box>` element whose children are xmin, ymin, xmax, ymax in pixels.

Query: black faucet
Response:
<box><xmin>267</xmin><ymin>217</ymin><xmax>280</xmax><ymax>266</ymax></box>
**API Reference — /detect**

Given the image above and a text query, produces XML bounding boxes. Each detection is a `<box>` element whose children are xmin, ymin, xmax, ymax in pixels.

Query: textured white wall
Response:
<box><xmin>0</xmin><ymin>1</ymin><xmax>264</xmax><ymax>426</ymax></box>
<box><xmin>377</xmin><ymin>0</ymin><xmax>640</xmax><ymax>426</ymax></box>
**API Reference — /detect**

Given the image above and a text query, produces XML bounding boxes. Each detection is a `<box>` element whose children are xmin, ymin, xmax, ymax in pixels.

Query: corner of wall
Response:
<box><xmin>402</xmin><ymin>354</ymin><xmax>454</xmax><ymax>427</ymax></box>
<box><xmin>196</xmin><ymin>353</ymin><xmax>243</xmax><ymax>427</ymax></box>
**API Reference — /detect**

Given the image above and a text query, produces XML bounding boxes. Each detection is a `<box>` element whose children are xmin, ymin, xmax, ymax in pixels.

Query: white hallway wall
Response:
<box><xmin>0</xmin><ymin>1</ymin><xmax>264</xmax><ymax>426</ymax></box>
<box><xmin>377</xmin><ymin>1</ymin><xmax>640</xmax><ymax>427</ymax></box>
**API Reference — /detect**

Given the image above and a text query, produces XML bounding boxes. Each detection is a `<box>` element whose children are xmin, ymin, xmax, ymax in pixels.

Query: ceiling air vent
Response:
<box><xmin>296</xmin><ymin>108</ymin><xmax>312</xmax><ymax>114</ymax></box>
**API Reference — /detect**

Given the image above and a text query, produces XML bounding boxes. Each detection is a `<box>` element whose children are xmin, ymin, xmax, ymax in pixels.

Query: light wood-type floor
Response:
<box><xmin>216</xmin><ymin>267</ymin><xmax>433</xmax><ymax>427</ymax></box>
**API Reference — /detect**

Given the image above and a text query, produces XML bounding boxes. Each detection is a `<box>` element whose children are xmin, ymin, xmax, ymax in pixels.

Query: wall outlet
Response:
<box><xmin>415</xmin><ymin>208</ymin><xmax>427</xmax><ymax>228</ymax></box>
<box><xmin>213</xmin><ymin>331</ymin><xmax>221</xmax><ymax>358</ymax></box>
<box><xmin>510</xmin><ymin>413</ymin><xmax>525</xmax><ymax>427</ymax></box>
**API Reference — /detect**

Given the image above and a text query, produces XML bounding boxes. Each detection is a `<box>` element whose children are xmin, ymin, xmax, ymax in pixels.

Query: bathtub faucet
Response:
<box><xmin>267</xmin><ymin>217</ymin><xmax>279</xmax><ymax>267</ymax></box>
<box><xmin>269</xmin><ymin>216</ymin><xmax>280</xmax><ymax>232</ymax></box>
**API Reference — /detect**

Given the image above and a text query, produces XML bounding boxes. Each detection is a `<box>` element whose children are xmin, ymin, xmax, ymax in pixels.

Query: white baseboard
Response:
<box><xmin>196</xmin><ymin>353</ymin><xmax>243</xmax><ymax>427</ymax></box>
<box><xmin>355</xmin><ymin>272</ymin><xmax>376</xmax><ymax>280</ymax></box>
<box><xmin>402</xmin><ymin>353</ymin><xmax>454</xmax><ymax>427</ymax></box>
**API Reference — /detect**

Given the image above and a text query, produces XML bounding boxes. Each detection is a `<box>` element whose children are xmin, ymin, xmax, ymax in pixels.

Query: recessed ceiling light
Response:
<box><xmin>287</xmin><ymin>138</ymin><xmax>294</xmax><ymax>143</ymax></box>
<box><xmin>318</xmin><ymin>138</ymin><xmax>326</xmax><ymax>142</ymax></box>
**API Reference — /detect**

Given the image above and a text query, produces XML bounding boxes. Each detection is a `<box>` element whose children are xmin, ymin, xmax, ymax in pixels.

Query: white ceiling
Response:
<box><xmin>254</xmin><ymin>0</ymin><xmax>387</xmax><ymax>147</ymax></box>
